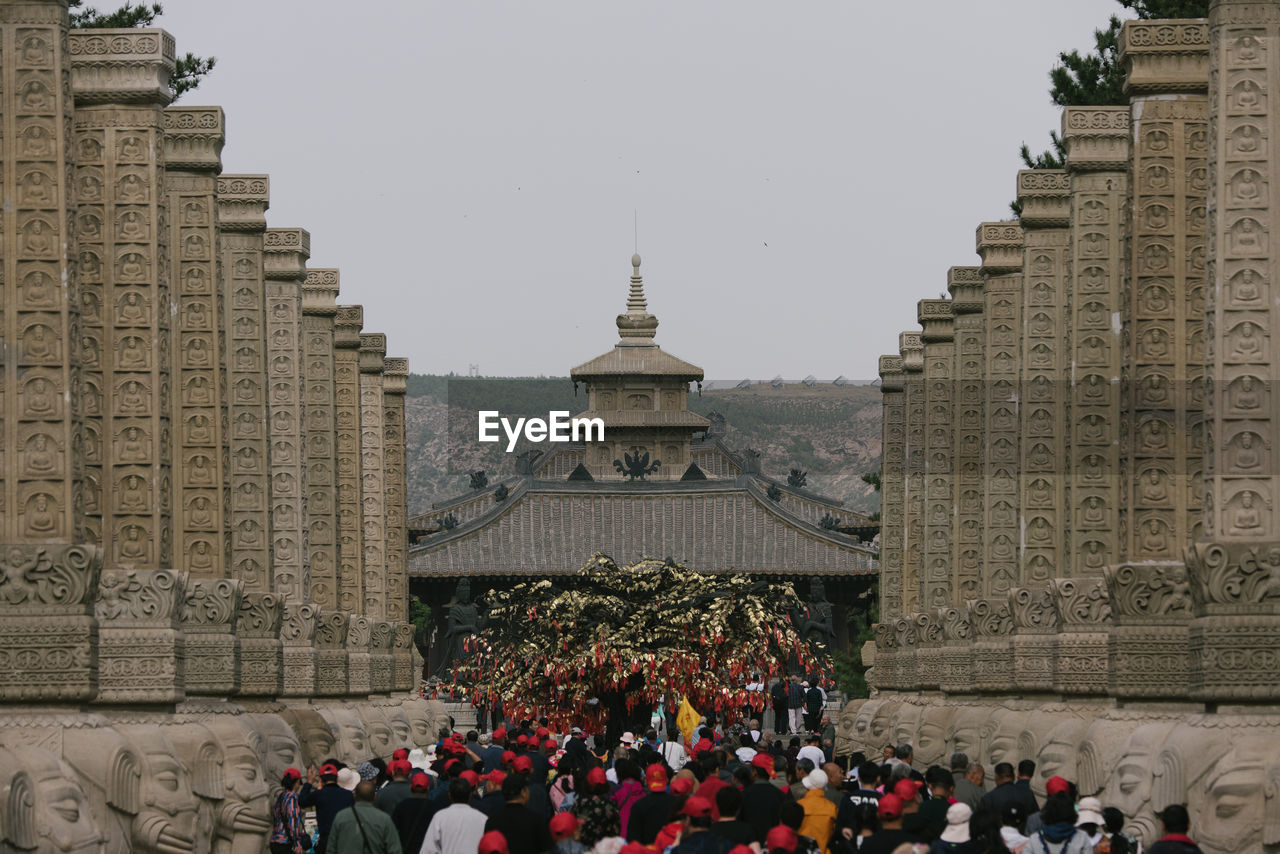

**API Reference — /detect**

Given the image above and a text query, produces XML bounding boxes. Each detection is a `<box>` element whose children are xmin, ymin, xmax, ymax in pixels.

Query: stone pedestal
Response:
<box><xmin>180</xmin><ymin>578</ymin><xmax>242</xmax><ymax>696</ymax></box>
<box><xmin>235</xmin><ymin>592</ymin><xmax>282</xmax><ymax>698</ymax></box>
<box><xmin>94</xmin><ymin>567</ymin><xmax>186</xmax><ymax>704</ymax></box>
<box><xmin>314</xmin><ymin>610</ymin><xmax>350</xmax><ymax>697</ymax></box>
<box><xmin>968</xmin><ymin>597</ymin><xmax>1013</xmax><ymax>694</ymax></box>
<box><xmin>392</xmin><ymin>622</ymin><xmax>415</xmax><ymax>693</ymax></box>
<box><xmin>1010</xmin><ymin>587</ymin><xmax>1058</xmax><ymax>693</ymax></box>
<box><xmin>0</xmin><ymin>544</ymin><xmax>102</xmax><ymax>701</ymax></box>
<box><xmin>1050</xmin><ymin>577</ymin><xmax>1112</xmax><ymax>695</ymax></box>
<box><xmin>1104</xmin><ymin>562</ymin><xmax>1192</xmax><ymax>700</ymax></box>
<box><xmin>936</xmin><ymin>607</ymin><xmax>973</xmax><ymax>695</ymax></box>
<box><xmin>369</xmin><ymin>620</ymin><xmax>394</xmax><ymax>695</ymax></box>
<box><xmin>346</xmin><ymin>615</ymin><xmax>372</xmax><ymax>697</ymax></box>
<box><xmin>872</xmin><ymin>622</ymin><xmax>898</xmax><ymax>692</ymax></box>
<box><xmin>913</xmin><ymin>612</ymin><xmax>941</xmax><ymax>692</ymax></box>
<box><xmin>280</xmin><ymin>602</ymin><xmax>319</xmax><ymax>698</ymax></box>
<box><xmin>891</xmin><ymin>615</ymin><xmax>919</xmax><ymax>691</ymax></box>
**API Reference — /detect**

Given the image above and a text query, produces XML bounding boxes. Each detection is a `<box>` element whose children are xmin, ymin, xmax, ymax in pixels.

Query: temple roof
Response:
<box><xmin>571</xmin><ymin>409</ymin><xmax>711</xmax><ymax>428</ymax></box>
<box><xmin>408</xmin><ymin>475</ymin><xmax>877</xmax><ymax>578</ymax></box>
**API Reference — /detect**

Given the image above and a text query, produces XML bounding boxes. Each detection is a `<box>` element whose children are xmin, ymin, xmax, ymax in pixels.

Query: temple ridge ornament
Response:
<box><xmin>614</xmin><ymin>450</ymin><xmax>660</xmax><ymax>480</ymax></box>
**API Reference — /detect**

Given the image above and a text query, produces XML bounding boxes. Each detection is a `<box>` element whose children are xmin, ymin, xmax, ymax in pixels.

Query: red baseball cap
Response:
<box><xmin>544</xmin><ymin>739</ymin><xmax>557</xmax><ymax>751</ymax></box>
<box><xmin>460</xmin><ymin>769</ymin><xmax>480</xmax><ymax>787</ymax></box>
<box><xmin>501</xmin><ymin>750</ymin><xmax>516</xmax><ymax>765</ymax></box>
<box><xmin>645</xmin><ymin>763</ymin><xmax>669</xmax><ymax>792</ymax></box>
<box><xmin>750</xmin><ymin>753</ymin><xmax>775</xmax><ymax>777</ymax></box>
<box><xmin>671</xmin><ymin>777</ymin><xmax>695</xmax><ymax>797</ymax></box>
<box><xmin>549</xmin><ymin>812</ymin><xmax>580</xmax><ymax>841</ymax></box>
<box><xmin>493</xmin><ymin>727</ymin><xmax>507</xmax><ymax>741</ymax></box>
<box><xmin>319</xmin><ymin>763</ymin><xmax>339</xmax><ymax>778</ymax></box>
<box><xmin>391</xmin><ymin>759</ymin><xmax>414</xmax><ymax>777</ymax></box>
<box><xmin>517</xmin><ymin>734</ymin><xmax>530</xmax><ymax>746</ymax></box>
<box><xmin>409</xmin><ymin>771</ymin><xmax>431</xmax><ymax>793</ymax></box>
<box><xmin>478</xmin><ymin>830</ymin><xmax>509</xmax><ymax>854</ymax></box>
<box><xmin>512</xmin><ymin>755</ymin><xmax>533</xmax><ymax>774</ymax></box>
<box><xmin>281</xmin><ymin>767</ymin><xmax>302</xmax><ymax>784</ymax></box>
<box><xmin>765</xmin><ymin>825</ymin><xmax>799</xmax><ymax>852</ymax></box>
<box><xmin>442</xmin><ymin>758</ymin><xmax>461</xmax><ymax>773</ymax></box>
<box><xmin>893</xmin><ymin>778</ymin><xmax>923</xmax><ymax>801</ymax></box>
<box><xmin>536</xmin><ymin>727</ymin><xmax>550</xmax><ymax>739</ymax></box>
<box><xmin>1046</xmin><ymin>775</ymin><xmax>1070</xmax><ymax>796</ymax></box>
<box><xmin>392</xmin><ymin>748</ymin><xmax>410</xmax><ymax>761</ymax></box>
<box><xmin>485</xmin><ymin>770</ymin><xmax>507</xmax><ymax>787</ymax></box>
<box><xmin>679</xmin><ymin>796</ymin><xmax>713</xmax><ymax>818</ymax></box>
<box><xmin>587</xmin><ymin>767</ymin><xmax>608</xmax><ymax>787</ymax></box>
<box><xmin>878</xmin><ymin>793</ymin><xmax>904</xmax><ymax>819</ymax></box>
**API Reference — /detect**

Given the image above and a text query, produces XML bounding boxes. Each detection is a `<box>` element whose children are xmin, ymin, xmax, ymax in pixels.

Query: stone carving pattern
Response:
<box><xmin>948</xmin><ymin>267</ymin><xmax>984</xmax><ymax>605</ymax></box>
<box><xmin>94</xmin><ymin>567</ymin><xmax>187</xmax><ymax>702</ymax></box>
<box><xmin>334</xmin><ymin>306</ymin><xmax>365</xmax><ymax>615</ymax></box>
<box><xmin>968</xmin><ymin>597</ymin><xmax>1014</xmax><ymax>692</ymax></box>
<box><xmin>878</xmin><ymin>355</ymin><xmax>906</xmax><ymax>617</ymax></box>
<box><xmin>302</xmin><ymin>270</ymin><xmax>340</xmax><ymax>610</ymax></box>
<box><xmin>383</xmin><ymin>358</ymin><xmax>409</xmax><ymax>622</ymax></box>
<box><xmin>237</xmin><ymin>592</ymin><xmax>283</xmax><ymax>697</ymax></box>
<box><xmin>359</xmin><ymin>334</ymin><xmax>388</xmax><ymax>619</ymax></box>
<box><xmin>900</xmin><ymin>331</ymin><xmax>925</xmax><ymax>616</ymax></box>
<box><xmin>919</xmin><ymin>299</ymin><xmax>955</xmax><ymax>615</ymax></box>
<box><xmin>180</xmin><ymin>578</ymin><xmax>243</xmax><ymax>696</ymax></box>
<box><xmin>1103</xmin><ymin>562</ymin><xmax>1192</xmax><ymax>699</ymax></box>
<box><xmin>218</xmin><ymin>176</ymin><xmax>271</xmax><ymax>592</ymax></box>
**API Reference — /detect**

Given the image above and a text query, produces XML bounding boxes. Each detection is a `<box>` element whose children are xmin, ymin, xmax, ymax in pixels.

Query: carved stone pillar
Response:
<box><xmin>1120</xmin><ymin>19</ymin><xmax>1210</xmax><ymax>563</ymax></box>
<box><xmin>977</xmin><ymin>223</ymin><xmax>1025</xmax><ymax>596</ymax></box>
<box><xmin>369</xmin><ymin>620</ymin><xmax>394</xmax><ymax>695</ymax></box>
<box><xmin>1016</xmin><ymin>170</ymin><xmax>1071</xmax><ymax>587</ymax></box>
<box><xmin>937</xmin><ymin>606</ymin><xmax>974</xmax><ymax>695</ymax></box>
<box><xmin>2</xmin><ymin>1</ymin><xmax>83</xmax><ymax>544</ymax></box>
<box><xmin>871</xmin><ymin>622</ymin><xmax>898</xmax><ymax>691</ymax></box>
<box><xmin>918</xmin><ymin>300</ymin><xmax>955</xmax><ymax>611</ymax></box>
<box><xmin>180</xmin><ymin>578</ymin><xmax>242</xmax><ymax>696</ymax></box>
<box><xmin>1103</xmin><ymin>563</ymin><xmax>1192</xmax><ymax>700</ymax></box>
<box><xmin>71</xmin><ymin>29</ymin><xmax>175</xmax><ymax>569</ymax></box>
<box><xmin>948</xmin><ymin>267</ymin><xmax>985</xmax><ymax>604</ymax></box>
<box><xmin>1184</xmin><ymin>1</ymin><xmax>1280</xmax><ymax>703</ymax></box>
<box><xmin>314</xmin><ymin>610</ymin><xmax>350</xmax><ymax>697</ymax></box>
<box><xmin>163</xmin><ymin>106</ymin><xmax>227</xmax><ymax>581</ymax></box>
<box><xmin>899</xmin><ymin>331</ymin><xmax>925</xmax><ymax>615</ymax></box>
<box><xmin>878</xmin><ymin>355</ymin><xmax>907</xmax><ymax>618</ymax></box>
<box><xmin>891</xmin><ymin>615</ymin><xmax>918</xmax><ymax>691</ymax></box>
<box><xmin>1063</xmin><ymin>107</ymin><xmax>1130</xmax><ymax>577</ymax></box>
<box><xmin>912</xmin><ymin>612</ymin><xmax>941</xmax><ymax>692</ymax></box>
<box><xmin>1050</xmin><ymin>577</ymin><xmax>1111</xmax><ymax>695</ymax></box>
<box><xmin>263</xmin><ymin>228</ymin><xmax>310</xmax><ymax>603</ymax></box>
<box><xmin>359</xmin><ymin>334</ymin><xmax>388</xmax><ymax>618</ymax></box>
<box><xmin>0</xmin><ymin>544</ymin><xmax>103</xmax><ymax>701</ymax></box>
<box><xmin>218</xmin><ymin>175</ymin><xmax>272</xmax><ymax>593</ymax></box>
<box><xmin>302</xmin><ymin>270</ymin><xmax>340</xmax><ymax>610</ymax></box>
<box><xmin>280</xmin><ymin>602</ymin><xmax>319</xmax><ymax>698</ymax></box>
<box><xmin>334</xmin><ymin>306</ymin><xmax>365</xmax><ymax>614</ymax></box>
<box><xmin>392</xmin><ymin>622</ymin><xmax>415</xmax><ymax>692</ymax></box>
<box><xmin>1009</xmin><ymin>586</ymin><xmax>1058</xmax><ymax>693</ymax></box>
<box><xmin>234</xmin><ymin>592</ymin><xmax>283</xmax><ymax>699</ymax></box>
<box><xmin>94</xmin><ymin>567</ymin><xmax>186</xmax><ymax>703</ymax></box>
<box><xmin>383</xmin><ymin>357</ymin><xmax>409</xmax><ymax>622</ymax></box>
<box><xmin>346</xmin><ymin>615</ymin><xmax>372</xmax><ymax>697</ymax></box>
<box><xmin>968</xmin><ymin>597</ymin><xmax>1014</xmax><ymax>694</ymax></box>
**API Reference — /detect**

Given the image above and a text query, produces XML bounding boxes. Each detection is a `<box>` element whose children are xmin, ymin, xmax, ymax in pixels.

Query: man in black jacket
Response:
<box><xmin>626</xmin><ymin>764</ymin><xmax>679</xmax><ymax>845</ymax></box>
<box><xmin>483</xmin><ymin>774</ymin><xmax>554</xmax><ymax>854</ymax></box>
<box><xmin>770</xmin><ymin>679</ymin><xmax>789</xmax><ymax>735</ymax></box>
<box><xmin>978</xmin><ymin>762</ymin><xmax>1038</xmax><ymax>818</ymax></box>
<box><xmin>298</xmin><ymin>764</ymin><xmax>354</xmax><ymax>854</ymax></box>
<box><xmin>741</xmin><ymin>754</ymin><xmax>787</xmax><ymax>843</ymax></box>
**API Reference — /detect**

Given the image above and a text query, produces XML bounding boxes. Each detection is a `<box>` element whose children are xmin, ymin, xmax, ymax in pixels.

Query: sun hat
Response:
<box><xmin>337</xmin><ymin>767</ymin><xmax>360</xmax><ymax>791</ymax></box>
<box><xmin>1077</xmin><ymin>796</ymin><xmax>1105</xmax><ymax>827</ymax></box>
<box><xmin>940</xmin><ymin>802</ymin><xmax>972</xmax><ymax>843</ymax></box>
<box><xmin>804</xmin><ymin>768</ymin><xmax>829</xmax><ymax>791</ymax></box>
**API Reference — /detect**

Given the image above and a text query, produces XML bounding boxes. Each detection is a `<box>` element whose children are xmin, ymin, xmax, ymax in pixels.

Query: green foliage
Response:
<box><xmin>787</xmin><ymin>469</ymin><xmax>808</xmax><ymax>489</ymax></box>
<box><xmin>409</xmin><ymin>596</ymin><xmax>432</xmax><ymax>650</ymax></box>
<box><xmin>68</xmin><ymin>1</ymin><xmax>216</xmax><ymax>101</ymax></box>
<box><xmin>861</xmin><ymin>471</ymin><xmax>881</xmax><ymax>492</ymax></box>
<box><xmin>833</xmin><ymin>593</ymin><xmax>878</xmax><ymax>698</ymax></box>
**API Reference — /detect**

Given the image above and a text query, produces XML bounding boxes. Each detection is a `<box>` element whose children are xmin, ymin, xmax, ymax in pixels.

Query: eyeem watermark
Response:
<box><xmin>478</xmin><ymin>410</ymin><xmax>604</xmax><ymax>452</ymax></box>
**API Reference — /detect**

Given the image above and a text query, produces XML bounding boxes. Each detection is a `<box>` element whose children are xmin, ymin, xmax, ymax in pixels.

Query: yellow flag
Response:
<box><xmin>676</xmin><ymin>696</ymin><xmax>699</xmax><ymax>746</ymax></box>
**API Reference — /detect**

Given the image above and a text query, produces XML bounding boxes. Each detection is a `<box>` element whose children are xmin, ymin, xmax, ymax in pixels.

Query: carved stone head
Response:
<box><xmin>914</xmin><ymin>705</ymin><xmax>958</xmax><ymax>766</ymax></box>
<box><xmin>946</xmin><ymin>705</ymin><xmax>992</xmax><ymax>764</ymax></box>
<box><xmin>986</xmin><ymin>708</ymin><xmax>1032</xmax><ymax>769</ymax></box>
<box><xmin>892</xmin><ymin>701</ymin><xmax>923</xmax><ymax>749</ymax></box>
<box><xmin>244</xmin><ymin>713</ymin><xmax>303</xmax><ymax>794</ymax></box>
<box><xmin>378</xmin><ymin>702</ymin><xmax>415</xmax><ymax>755</ymax></box>
<box><xmin>402</xmin><ymin>700</ymin><xmax>446</xmax><ymax>751</ymax></box>
<box><xmin>1028</xmin><ymin>714</ymin><xmax>1088</xmax><ymax>799</ymax></box>
<box><xmin>1104</xmin><ymin>721</ymin><xmax>1177</xmax><ymax>845</ymax></box>
<box><xmin>1193</xmin><ymin>726</ymin><xmax>1280</xmax><ymax>854</ymax></box>
<box><xmin>851</xmin><ymin>699</ymin><xmax>887</xmax><ymax>757</ymax></box>
<box><xmin>1076</xmin><ymin>716</ymin><xmax>1143</xmax><ymax>797</ymax></box>
<box><xmin>835</xmin><ymin>699</ymin><xmax>867</xmax><ymax>759</ymax></box>
<box><xmin>0</xmin><ymin>744</ymin><xmax>102</xmax><ymax>853</ymax></box>
<box><xmin>279</xmin><ymin>708</ymin><xmax>337</xmax><ymax>769</ymax></box>
<box><xmin>355</xmin><ymin>705</ymin><xmax>395</xmax><ymax>760</ymax></box>
<box><xmin>869</xmin><ymin>700</ymin><xmax>901</xmax><ymax>754</ymax></box>
<box><xmin>316</xmin><ymin>705</ymin><xmax>369</xmax><ymax>765</ymax></box>
<box><xmin>200</xmin><ymin>717</ymin><xmax>272</xmax><ymax>842</ymax></box>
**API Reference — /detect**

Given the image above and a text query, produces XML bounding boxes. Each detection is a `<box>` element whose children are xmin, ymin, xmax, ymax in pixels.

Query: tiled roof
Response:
<box><xmin>570</xmin><ymin>343</ymin><xmax>704</xmax><ymax>379</ymax></box>
<box><xmin>573</xmin><ymin>409</ymin><xmax>711</xmax><ymax>428</ymax></box>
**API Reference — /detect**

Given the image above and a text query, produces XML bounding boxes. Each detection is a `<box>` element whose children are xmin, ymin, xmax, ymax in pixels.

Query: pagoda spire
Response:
<box><xmin>617</xmin><ymin>253</ymin><xmax>659</xmax><ymax>343</ymax></box>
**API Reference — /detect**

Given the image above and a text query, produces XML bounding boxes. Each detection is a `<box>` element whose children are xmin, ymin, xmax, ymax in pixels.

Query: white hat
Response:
<box><xmin>336</xmin><ymin>767</ymin><xmax>360</xmax><ymax>791</ymax></box>
<box><xmin>619</xmin><ymin>731</ymin><xmax>635</xmax><ymax>745</ymax></box>
<box><xmin>804</xmin><ymin>768</ymin><xmax>829</xmax><ymax>791</ymax></box>
<box><xmin>1077</xmin><ymin>796</ymin><xmax>1105</xmax><ymax>827</ymax></box>
<box><xmin>408</xmin><ymin>748</ymin><xmax>428</xmax><ymax>770</ymax></box>
<box><xmin>940</xmin><ymin>802</ymin><xmax>972</xmax><ymax>843</ymax></box>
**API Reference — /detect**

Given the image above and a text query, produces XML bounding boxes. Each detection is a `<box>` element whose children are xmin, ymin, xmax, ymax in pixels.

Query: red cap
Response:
<box><xmin>750</xmin><ymin>753</ymin><xmax>775</xmax><ymax>777</ymax></box>
<box><xmin>409</xmin><ymin>772</ymin><xmax>431</xmax><ymax>793</ymax></box>
<box><xmin>282</xmin><ymin>767</ymin><xmax>302</xmax><ymax>783</ymax></box>
<box><xmin>892</xmin><ymin>778</ymin><xmax>923</xmax><ymax>802</ymax></box>
<box><xmin>587</xmin><ymin>767</ymin><xmax>608</xmax><ymax>787</ymax></box>
<box><xmin>392</xmin><ymin>748</ymin><xmax>410</xmax><ymax>761</ymax></box>
<box><xmin>319</xmin><ymin>763</ymin><xmax>339</xmax><ymax>778</ymax></box>
<box><xmin>728</xmin><ymin>847</ymin><xmax>755</xmax><ymax>854</ymax></box>
<box><xmin>478</xmin><ymin>830</ymin><xmax>510</xmax><ymax>854</ymax></box>
<box><xmin>536</xmin><ymin>727</ymin><xmax>550</xmax><ymax>739</ymax></box>
<box><xmin>645</xmin><ymin>763</ymin><xmax>668</xmax><ymax>792</ymax></box>
<box><xmin>1046</xmin><ymin>775</ymin><xmax>1070</xmax><ymax>796</ymax></box>
<box><xmin>878</xmin><ymin>793</ymin><xmax>904</xmax><ymax>819</ymax></box>
<box><xmin>671</xmin><ymin>777</ymin><xmax>695</xmax><ymax>797</ymax></box>
<box><xmin>765</xmin><ymin>825</ymin><xmax>799</xmax><ymax>852</ymax></box>
<box><xmin>485</xmin><ymin>770</ymin><xmax>507</xmax><ymax>787</ymax></box>
<box><xmin>502</xmin><ymin>750</ymin><xmax>516</xmax><ymax>765</ymax></box>
<box><xmin>679</xmin><ymin>795</ymin><xmax>713</xmax><ymax>818</ymax></box>
<box><xmin>512</xmin><ymin>755</ymin><xmax>533</xmax><ymax>774</ymax></box>
<box><xmin>391</xmin><ymin>759</ymin><xmax>414</xmax><ymax>777</ymax></box>
<box><xmin>517</xmin><ymin>734</ymin><xmax>530</xmax><ymax>746</ymax></box>
<box><xmin>492</xmin><ymin>727</ymin><xmax>507</xmax><ymax>741</ymax></box>
<box><xmin>544</xmin><ymin>739</ymin><xmax>557</xmax><ymax>751</ymax></box>
<box><xmin>549</xmin><ymin>812</ymin><xmax>580</xmax><ymax>841</ymax></box>
<box><xmin>460</xmin><ymin>769</ymin><xmax>480</xmax><ymax>787</ymax></box>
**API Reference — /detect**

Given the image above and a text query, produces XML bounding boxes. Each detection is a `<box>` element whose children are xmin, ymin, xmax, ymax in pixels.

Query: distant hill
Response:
<box><xmin>404</xmin><ymin>374</ymin><xmax>883</xmax><ymax>515</ymax></box>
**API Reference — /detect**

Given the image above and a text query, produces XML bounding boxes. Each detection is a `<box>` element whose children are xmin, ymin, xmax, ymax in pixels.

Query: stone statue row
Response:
<box><xmin>834</xmin><ymin>697</ymin><xmax>1277</xmax><ymax>854</ymax></box>
<box><xmin>0</xmin><ymin>698</ymin><xmax>447</xmax><ymax>854</ymax></box>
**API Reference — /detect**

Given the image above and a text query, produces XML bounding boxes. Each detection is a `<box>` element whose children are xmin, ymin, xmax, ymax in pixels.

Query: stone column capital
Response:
<box><xmin>878</xmin><ymin>355</ymin><xmax>905</xmax><ymax>393</ymax></box>
<box><xmin>899</xmin><ymin>331</ymin><xmax>924</xmax><ymax>371</ymax></box>
<box><xmin>1016</xmin><ymin>170</ymin><xmax>1070</xmax><ymax>228</ymax></box>
<box><xmin>302</xmin><ymin>269</ymin><xmax>340</xmax><ymax>315</ymax></box>
<box><xmin>162</xmin><ymin>106</ymin><xmax>224</xmax><ymax>172</ymax></box>
<box><xmin>69</xmin><ymin>27</ymin><xmax>175</xmax><ymax>104</ymax></box>
<box><xmin>1062</xmin><ymin>107</ymin><xmax>1130</xmax><ymax>171</ymax></box>
<box><xmin>1120</xmin><ymin>18</ymin><xmax>1209</xmax><ymax>95</ymax></box>
<box><xmin>263</xmin><ymin>228</ymin><xmax>310</xmax><ymax>279</ymax></box>
<box><xmin>359</xmin><ymin>333</ymin><xmax>387</xmax><ymax>372</ymax></box>
<box><xmin>334</xmin><ymin>305</ymin><xmax>364</xmax><ymax>347</ymax></box>
<box><xmin>217</xmin><ymin>174</ymin><xmax>270</xmax><ymax>231</ymax></box>
<box><xmin>976</xmin><ymin>222</ymin><xmax>1024</xmax><ymax>274</ymax></box>
<box><xmin>917</xmin><ymin>299</ymin><xmax>954</xmax><ymax>342</ymax></box>
<box><xmin>947</xmin><ymin>266</ymin><xmax>984</xmax><ymax>312</ymax></box>
<box><xmin>383</xmin><ymin>357</ymin><xmax>409</xmax><ymax>395</ymax></box>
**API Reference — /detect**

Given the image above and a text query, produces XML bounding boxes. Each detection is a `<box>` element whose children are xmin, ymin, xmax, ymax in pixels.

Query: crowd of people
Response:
<box><xmin>269</xmin><ymin>713</ymin><xmax>1209</xmax><ymax>854</ymax></box>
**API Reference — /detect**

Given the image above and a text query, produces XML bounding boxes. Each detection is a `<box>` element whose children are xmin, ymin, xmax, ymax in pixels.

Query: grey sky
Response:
<box><xmin>160</xmin><ymin>0</ymin><xmax>1120</xmax><ymax>380</ymax></box>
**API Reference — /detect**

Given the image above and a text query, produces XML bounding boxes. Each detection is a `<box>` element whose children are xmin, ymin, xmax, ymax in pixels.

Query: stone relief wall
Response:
<box><xmin>871</xmin><ymin>9</ymin><xmax>1280</xmax><ymax>853</ymax></box>
<box><xmin>0</xmin><ymin>4</ymin><xmax>421</xmax><ymax>851</ymax></box>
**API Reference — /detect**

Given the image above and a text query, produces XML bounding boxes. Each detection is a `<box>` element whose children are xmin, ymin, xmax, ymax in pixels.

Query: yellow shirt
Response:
<box><xmin>799</xmin><ymin>787</ymin><xmax>838</xmax><ymax>853</ymax></box>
